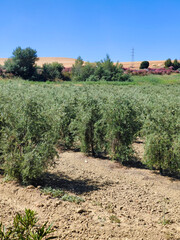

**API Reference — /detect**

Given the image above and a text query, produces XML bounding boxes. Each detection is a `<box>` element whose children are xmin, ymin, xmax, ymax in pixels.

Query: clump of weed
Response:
<box><xmin>159</xmin><ymin>198</ymin><xmax>173</xmax><ymax>226</ymax></box>
<box><xmin>41</xmin><ymin>186</ymin><xmax>64</xmax><ymax>198</ymax></box>
<box><xmin>61</xmin><ymin>194</ymin><xmax>84</xmax><ymax>204</ymax></box>
<box><xmin>41</xmin><ymin>187</ymin><xmax>84</xmax><ymax>204</ymax></box>
<box><xmin>105</xmin><ymin>203</ymin><xmax>115</xmax><ymax>213</ymax></box>
<box><xmin>0</xmin><ymin>209</ymin><xmax>56</xmax><ymax>239</ymax></box>
<box><xmin>109</xmin><ymin>215</ymin><xmax>121</xmax><ymax>224</ymax></box>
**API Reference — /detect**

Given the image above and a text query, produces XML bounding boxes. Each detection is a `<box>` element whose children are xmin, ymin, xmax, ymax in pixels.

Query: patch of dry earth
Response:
<box><xmin>1</xmin><ymin>148</ymin><xmax>180</xmax><ymax>239</ymax></box>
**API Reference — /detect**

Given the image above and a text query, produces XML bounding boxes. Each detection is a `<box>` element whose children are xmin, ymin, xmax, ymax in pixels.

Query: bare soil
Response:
<box><xmin>1</xmin><ymin>143</ymin><xmax>180</xmax><ymax>240</ymax></box>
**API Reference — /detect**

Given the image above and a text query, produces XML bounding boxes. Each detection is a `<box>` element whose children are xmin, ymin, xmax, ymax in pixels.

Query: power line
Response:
<box><xmin>131</xmin><ymin>48</ymin><xmax>134</xmax><ymax>68</ymax></box>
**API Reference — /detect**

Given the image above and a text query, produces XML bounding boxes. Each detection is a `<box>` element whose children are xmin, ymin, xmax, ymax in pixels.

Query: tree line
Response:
<box><xmin>1</xmin><ymin>47</ymin><xmax>180</xmax><ymax>81</ymax></box>
<box><xmin>1</xmin><ymin>47</ymin><xmax>131</xmax><ymax>82</ymax></box>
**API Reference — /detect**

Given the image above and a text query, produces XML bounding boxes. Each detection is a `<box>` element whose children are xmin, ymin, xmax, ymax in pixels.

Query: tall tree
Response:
<box><xmin>4</xmin><ymin>47</ymin><xmax>38</xmax><ymax>79</ymax></box>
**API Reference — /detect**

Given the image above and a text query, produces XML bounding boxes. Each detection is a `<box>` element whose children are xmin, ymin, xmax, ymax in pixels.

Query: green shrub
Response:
<box><xmin>4</xmin><ymin>47</ymin><xmax>38</xmax><ymax>80</ymax></box>
<box><xmin>0</xmin><ymin>113</ymin><xmax>6</xmax><ymax>164</ymax></box>
<box><xmin>145</xmin><ymin>134</ymin><xmax>180</xmax><ymax>174</ymax></box>
<box><xmin>0</xmin><ymin>209</ymin><xmax>56</xmax><ymax>239</ymax></box>
<box><xmin>62</xmin><ymin>71</ymin><xmax>72</xmax><ymax>81</ymax></box>
<box><xmin>94</xmin><ymin>55</ymin><xmax>130</xmax><ymax>82</ymax></box>
<box><xmin>42</xmin><ymin>62</ymin><xmax>64</xmax><ymax>81</ymax></box>
<box><xmin>140</xmin><ymin>61</ymin><xmax>149</xmax><ymax>69</ymax></box>
<box><xmin>1</xmin><ymin>99</ymin><xmax>58</xmax><ymax>184</ymax></box>
<box><xmin>164</xmin><ymin>58</ymin><xmax>173</xmax><ymax>68</ymax></box>
<box><xmin>71</xmin><ymin>95</ymin><xmax>106</xmax><ymax>155</ymax></box>
<box><xmin>105</xmin><ymin>98</ymin><xmax>141</xmax><ymax>162</ymax></box>
<box><xmin>143</xmin><ymin>104</ymin><xmax>180</xmax><ymax>174</ymax></box>
<box><xmin>72</xmin><ymin>55</ymin><xmax>131</xmax><ymax>82</ymax></box>
<box><xmin>71</xmin><ymin>56</ymin><xmax>84</xmax><ymax>81</ymax></box>
<box><xmin>172</xmin><ymin>59</ymin><xmax>180</xmax><ymax>70</ymax></box>
<box><xmin>57</xmin><ymin>98</ymin><xmax>77</xmax><ymax>148</ymax></box>
<box><xmin>72</xmin><ymin>59</ymin><xmax>95</xmax><ymax>82</ymax></box>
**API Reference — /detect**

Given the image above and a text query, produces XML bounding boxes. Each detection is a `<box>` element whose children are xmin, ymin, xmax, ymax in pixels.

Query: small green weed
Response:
<box><xmin>61</xmin><ymin>194</ymin><xmax>85</xmax><ymax>204</ymax></box>
<box><xmin>159</xmin><ymin>198</ymin><xmax>172</xmax><ymax>226</ymax></box>
<box><xmin>41</xmin><ymin>187</ymin><xmax>64</xmax><ymax>198</ymax></box>
<box><xmin>41</xmin><ymin>187</ymin><xmax>84</xmax><ymax>204</ymax></box>
<box><xmin>109</xmin><ymin>215</ymin><xmax>121</xmax><ymax>224</ymax></box>
<box><xmin>105</xmin><ymin>203</ymin><xmax>115</xmax><ymax>213</ymax></box>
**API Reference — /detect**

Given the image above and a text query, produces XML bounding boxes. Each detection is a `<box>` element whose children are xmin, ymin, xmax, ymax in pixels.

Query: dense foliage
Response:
<box><xmin>124</xmin><ymin>67</ymin><xmax>179</xmax><ymax>76</ymax></box>
<box><xmin>42</xmin><ymin>62</ymin><xmax>64</xmax><ymax>81</ymax></box>
<box><xmin>140</xmin><ymin>61</ymin><xmax>149</xmax><ymax>69</ymax></box>
<box><xmin>164</xmin><ymin>58</ymin><xmax>180</xmax><ymax>70</ymax></box>
<box><xmin>4</xmin><ymin>47</ymin><xmax>38</xmax><ymax>80</ymax></box>
<box><xmin>164</xmin><ymin>58</ymin><xmax>173</xmax><ymax>68</ymax></box>
<box><xmin>71</xmin><ymin>55</ymin><xmax>131</xmax><ymax>82</ymax></box>
<box><xmin>172</xmin><ymin>59</ymin><xmax>180</xmax><ymax>70</ymax></box>
<box><xmin>0</xmin><ymin>79</ymin><xmax>179</xmax><ymax>183</ymax></box>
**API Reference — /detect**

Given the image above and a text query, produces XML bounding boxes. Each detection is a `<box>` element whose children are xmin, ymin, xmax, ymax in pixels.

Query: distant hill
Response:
<box><xmin>0</xmin><ymin>57</ymin><xmax>165</xmax><ymax>69</ymax></box>
<box><xmin>0</xmin><ymin>57</ymin><xmax>76</xmax><ymax>68</ymax></box>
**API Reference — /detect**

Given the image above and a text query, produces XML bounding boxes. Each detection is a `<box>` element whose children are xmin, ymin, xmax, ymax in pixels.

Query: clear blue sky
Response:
<box><xmin>1</xmin><ymin>0</ymin><xmax>180</xmax><ymax>62</ymax></box>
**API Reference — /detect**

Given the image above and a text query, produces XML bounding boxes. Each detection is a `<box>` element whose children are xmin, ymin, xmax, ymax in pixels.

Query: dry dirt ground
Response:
<box><xmin>0</xmin><ymin>143</ymin><xmax>180</xmax><ymax>240</ymax></box>
<box><xmin>0</xmin><ymin>57</ymin><xmax>165</xmax><ymax>69</ymax></box>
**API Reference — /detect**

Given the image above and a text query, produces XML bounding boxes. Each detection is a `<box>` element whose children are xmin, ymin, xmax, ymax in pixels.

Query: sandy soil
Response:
<box><xmin>0</xmin><ymin>142</ymin><xmax>180</xmax><ymax>240</ymax></box>
<box><xmin>0</xmin><ymin>57</ymin><xmax>165</xmax><ymax>69</ymax></box>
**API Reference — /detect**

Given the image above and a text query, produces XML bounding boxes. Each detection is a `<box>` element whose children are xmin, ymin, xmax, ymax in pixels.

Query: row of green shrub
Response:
<box><xmin>0</xmin><ymin>82</ymin><xmax>141</xmax><ymax>183</ymax></box>
<box><xmin>0</xmin><ymin>81</ymin><xmax>179</xmax><ymax>184</ymax></box>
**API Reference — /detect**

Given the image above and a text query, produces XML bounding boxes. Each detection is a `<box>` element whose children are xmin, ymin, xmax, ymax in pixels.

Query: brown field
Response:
<box><xmin>121</xmin><ymin>60</ymin><xmax>165</xmax><ymax>69</ymax></box>
<box><xmin>1</xmin><ymin>142</ymin><xmax>180</xmax><ymax>239</ymax></box>
<box><xmin>0</xmin><ymin>57</ymin><xmax>165</xmax><ymax>69</ymax></box>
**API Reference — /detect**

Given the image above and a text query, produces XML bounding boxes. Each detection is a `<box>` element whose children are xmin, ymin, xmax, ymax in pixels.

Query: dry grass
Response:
<box><xmin>0</xmin><ymin>57</ymin><xmax>165</xmax><ymax>69</ymax></box>
<box><xmin>0</xmin><ymin>57</ymin><xmax>76</xmax><ymax>68</ymax></box>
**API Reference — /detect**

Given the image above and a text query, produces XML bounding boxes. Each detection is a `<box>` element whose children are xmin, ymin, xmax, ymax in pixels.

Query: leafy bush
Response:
<box><xmin>71</xmin><ymin>95</ymin><xmax>105</xmax><ymax>155</ymax></box>
<box><xmin>4</xmin><ymin>47</ymin><xmax>38</xmax><ymax>80</ymax></box>
<box><xmin>71</xmin><ymin>56</ymin><xmax>84</xmax><ymax>81</ymax></box>
<box><xmin>42</xmin><ymin>62</ymin><xmax>64</xmax><ymax>81</ymax></box>
<box><xmin>72</xmin><ymin>62</ymin><xmax>95</xmax><ymax>82</ymax></box>
<box><xmin>172</xmin><ymin>59</ymin><xmax>180</xmax><ymax>70</ymax></box>
<box><xmin>105</xmin><ymin>98</ymin><xmax>141</xmax><ymax>162</ymax></box>
<box><xmin>164</xmin><ymin>58</ymin><xmax>173</xmax><ymax>68</ymax></box>
<box><xmin>94</xmin><ymin>55</ymin><xmax>131</xmax><ymax>82</ymax></box>
<box><xmin>0</xmin><ymin>209</ymin><xmax>56</xmax><ymax>239</ymax></box>
<box><xmin>57</xmin><ymin>98</ymin><xmax>77</xmax><ymax>148</ymax></box>
<box><xmin>72</xmin><ymin>55</ymin><xmax>131</xmax><ymax>82</ymax></box>
<box><xmin>140</xmin><ymin>61</ymin><xmax>149</xmax><ymax>69</ymax></box>
<box><xmin>145</xmin><ymin>134</ymin><xmax>180</xmax><ymax>174</ymax></box>
<box><xmin>1</xmin><ymin>99</ymin><xmax>58</xmax><ymax>184</ymax></box>
<box><xmin>62</xmin><ymin>71</ymin><xmax>72</xmax><ymax>81</ymax></box>
<box><xmin>143</xmin><ymin>104</ymin><xmax>180</xmax><ymax>174</ymax></box>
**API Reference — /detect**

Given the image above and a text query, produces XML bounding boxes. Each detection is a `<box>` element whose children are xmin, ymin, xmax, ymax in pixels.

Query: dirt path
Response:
<box><xmin>1</xmin><ymin>148</ymin><xmax>180</xmax><ymax>240</ymax></box>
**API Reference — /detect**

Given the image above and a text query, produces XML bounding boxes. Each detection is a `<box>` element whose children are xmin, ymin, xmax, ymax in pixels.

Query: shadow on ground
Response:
<box><xmin>122</xmin><ymin>157</ymin><xmax>147</xmax><ymax>169</ymax></box>
<box><xmin>34</xmin><ymin>172</ymin><xmax>113</xmax><ymax>195</ymax></box>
